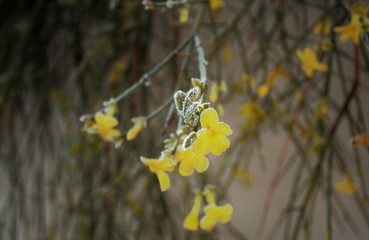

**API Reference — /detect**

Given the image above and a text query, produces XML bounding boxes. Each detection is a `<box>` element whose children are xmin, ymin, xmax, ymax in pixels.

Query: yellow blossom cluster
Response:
<box><xmin>81</xmin><ymin>98</ymin><xmax>149</xmax><ymax>146</ymax></box>
<box><xmin>141</xmin><ymin>107</ymin><xmax>232</xmax><ymax>191</ymax></box>
<box><xmin>183</xmin><ymin>186</ymin><xmax>233</xmax><ymax>232</ymax></box>
<box><xmin>80</xmin><ymin>100</ymin><xmax>122</xmax><ymax>146</ymax></box>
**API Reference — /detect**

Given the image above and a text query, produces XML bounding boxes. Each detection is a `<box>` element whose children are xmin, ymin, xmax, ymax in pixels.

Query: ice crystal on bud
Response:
<box><xmin>183</xmin><ymin>132</ymin><xmax>197</xmax><ymax>149</ymax></box>
<box><xmin>174</xmin><ymin>90</ymin><xmax>186</xmax><ymax>114</ymax></box>
<box><xmin>197</xmin><ymin>102</ymin><xmax>210</xmax><ymax>112</ymax></box>
<box><xmin>183</xmin><ymin>103</ymin><xmax>200</xmax><ymax>128</ymax></box>
<box><xmin>174</xmin><ymin>87</ymin><xmax>203</xmax><ymax>129</ymax></box>
<box><xmin>183</xmin><ymin>87</ymin><xmax>200</xmax><ymax>113</ymax></box>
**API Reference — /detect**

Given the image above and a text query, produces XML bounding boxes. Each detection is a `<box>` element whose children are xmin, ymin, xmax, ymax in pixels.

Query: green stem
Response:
<box><xmin>147</xmin><ymin>97</ymin><xmax>174</xmax><ymax>121</ymax></box>
<box><xmin>115</xmin><ymin>33</ymin><xmax>195</xmax><ymax>102</ymax></box>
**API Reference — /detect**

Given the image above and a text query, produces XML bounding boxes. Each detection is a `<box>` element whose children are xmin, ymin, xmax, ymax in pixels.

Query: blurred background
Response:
<box><xmin>0</xmin><ymin>0</ymin><xmax>368</xmax><ymax>239</ymax></box>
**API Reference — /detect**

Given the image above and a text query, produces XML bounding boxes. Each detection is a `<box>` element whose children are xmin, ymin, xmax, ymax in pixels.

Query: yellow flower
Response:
<box><xmin>204</xmin><ymin>186</ymin><xmax>216</xmax><ymax>205</ymax></box>
<box><xmin>140</xmin><ymin>157</ymin><xmax>175</xmax><ymax>192</ymax></box>
<box><xmin>127</xmin><ymin>117</ymin><xmax>146</xmax><ymax>141</ymax></box>
<box><xmin>92</xmin><ymin>112</ymin><xmax>121</xmax><ymax>142</ymax></box>
<box><xmin>176</xmin><ymin>146</ymin><xmax>209</xmax><ymax>176</ymax></box>
<box><xmin>335</xmin><ymin>175</ymin><xmax>358</xmax><ymax>195</ymax></box>
<box><xmin>179</xmin><ymin>6</ymin><xmax>189</xmax><ymax>24</ymax></box>
<box><xmin>199</xmin><ymin>187</ymin><xmax>233</xmax><ymax>231</ymax></box>
<box><xmin>335</xmin><ymin>15</ymin><xmax>363</xmax><ymax>44</ymax></box>
<box><xmin>297</xmin><ymin>48</ymin><xmax>328</xmax><ymax>78</ymax></box>
<box><xmin>209</xmin><ymin>0</ymin><xmax>224</xmax><ymax>11</ymax></box>
<box><xmin>194</xmin><ymin>108</ymin><xmax>233</xmax><ymax>156</ymax></box>
<box><xmin>183</xmin><ymin>193</ymin><xmax>203</xmax><ymax>231</ymax></box>
<box><xmin>200</xmin><ymin>204</ymin><xmax>233</xmax><ymax>231</ymax></box>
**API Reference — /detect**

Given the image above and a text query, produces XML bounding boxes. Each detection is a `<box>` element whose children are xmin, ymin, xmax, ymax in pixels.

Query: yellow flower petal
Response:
<box><xmin>200</xmin><ymin>204</ymin><xmax>233</xmax><ymax>231</ymax></box>
<box><xmin>100</xmin><ymin>128</ymin><xmax>121</xmax><ymax>142</ymax></box>
<box><xmin>127</xmin><ymin>124</ymin><xmax>141</xmax><ymax>140</ymax></box>
<box><xmin>200</xmin><ymin>214</ymin><xmax>217</xmax><ymax>231</ymax></box>
<box><xmin>178</xmin><ymin>146</ymin><xmax>209</xmax><ymax>176</ymax></box>
<box><xmin>200</xmin><ymin>108</ymin><xmax>219</xmax><ymax>129</ymax></box>
<box><xmin>208</xmin><ymin>134</ymin><xmax>230</xmax><ymax>156</ymax></box>
<box><xmin>157</xmin><ymin>171</ymin><xmax>171</xmax><ymax>192</ymax></box>
<box><xmin>204</xmin><ymin>187</ymin><xmax>216</xmax><ymax>205</ymax></box>
<box><xmin>88</xmin><ymin>111</ymin><xmax>121</xmax><ymax>143</ymax></box>
<box><xmin>335</xmin><ymin>15</ymin><xmax>362</xmax><ymax>44</ymax></box>
<box><xmin>297</xmin><ymin>48</ymin><xmax>328</xmax><ymax>78</ymax></box>
<box><xmin>126</xmin><ymin>118</ymin><xmax>146</xmax><ymax>141</ymax></box>
<box><xmin>194</xmin><ymin>108</ymin><xmax>232</xmax><ymax>156</ymax></box>
<box><xmin>193</xmin><ymin>130</ymin><xmax>209</xmax><ymax>155</ymax></box>
<box><xmin>194</xmin><ymin>155</ymin><xmax>209</xmax><ymax>173</ymax></box>
<box><xmin>179</xmin><ymin>158</ymin><xmax>195</xmax><ymax>176</ymax></box>
<box><xmin>95</xmin><ymin>112</ymin><xmax>118</xmax><ymax>129</ymax></box>
<box><xmin>183</xmin><ymin>193</ymin><xmax>202</xmax><ymax>231</ymax></box>
<box><xmin>141</xmin><ymin>157</ymin><xmax>175</xmax><ymax>191</ymax></box>
<box><xmin>141</xmin><ymin>157</ymin><xmax>175</xmax><ymax>173</ymax></box>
